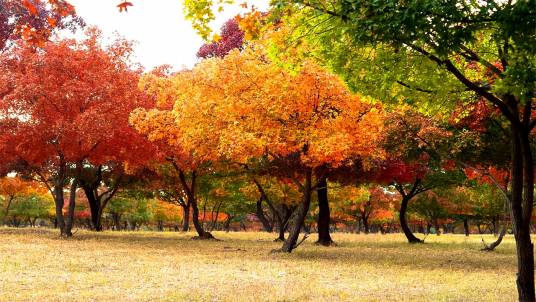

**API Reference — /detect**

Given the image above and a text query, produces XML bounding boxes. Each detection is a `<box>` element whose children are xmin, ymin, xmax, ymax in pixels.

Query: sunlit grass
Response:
<box><xmin>0</xmin><ymin>228</ymin><xmax>523</xmax><ymax>301</ymax></box>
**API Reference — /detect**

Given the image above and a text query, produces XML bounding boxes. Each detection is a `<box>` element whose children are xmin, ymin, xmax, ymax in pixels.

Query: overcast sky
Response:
<box><xmin>66</xmin><ymin>0</ymin><xmax>269</xmax><ymax>71</ymax></box>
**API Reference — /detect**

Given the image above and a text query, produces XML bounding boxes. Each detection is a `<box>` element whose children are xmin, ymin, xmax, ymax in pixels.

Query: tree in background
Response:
<box><xmin>0</xmin><ymin>29</ymin><xmax>152</xmax><ymax>236</ymax></box>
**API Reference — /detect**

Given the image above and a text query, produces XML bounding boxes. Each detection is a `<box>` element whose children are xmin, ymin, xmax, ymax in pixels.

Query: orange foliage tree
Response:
<box><xmin>131</xmin><ymin>47</ymin><xmax>384</xmax><ymax>251</ymax></box>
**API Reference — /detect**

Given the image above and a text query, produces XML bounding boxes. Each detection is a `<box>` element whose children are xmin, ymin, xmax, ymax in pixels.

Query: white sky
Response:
<box><xmin>65</xmin><ymin>0</ymin><xmax>269</xmax><ymax>71</ymax></box>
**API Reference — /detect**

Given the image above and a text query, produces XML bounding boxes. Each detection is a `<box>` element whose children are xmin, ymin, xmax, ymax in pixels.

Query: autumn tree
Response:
<box><xmin>139</xmin><ymin>46</ymin><xmax>384</xmax><ymax>251</ymax></box>
<box><xmin>0</xmin><ymin>0</ymin><xmax>83</xmax><ymax>50</ymax></box>
<box><xmin>197</xmin><ymin>18</ymin><xmax>244</xmax><ymax>59</ymax></box>
<box><xmin>0</xmin><ymin>29</ymin><xmax>153</xmax><ymax>236</ymax></box>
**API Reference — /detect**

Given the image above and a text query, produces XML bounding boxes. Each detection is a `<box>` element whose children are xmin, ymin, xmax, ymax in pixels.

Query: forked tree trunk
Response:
<box><xmin>316</xmin><ymin>177</ymin><xmax>333</xmax><ymax>246</ymax></box>
<box><xmin>177</xmin><ymin>169</ymin><xmax>214</xmax><ymax>239</ymax></box>
<box><xmin>281</xmin><ymin>171</ymin><xmax>312</xmax><ymax>253</ymax></box>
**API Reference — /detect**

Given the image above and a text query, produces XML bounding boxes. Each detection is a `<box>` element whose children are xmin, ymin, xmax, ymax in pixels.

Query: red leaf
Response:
<box><xmin>117</xmin><ymin>1</ymin><xmax>133</xmax><ymax>13</ymax></box>
<box><xmin>22</xmin><ymin>0</ymin><xmax>38</xmax><ymax>15</ymax></box>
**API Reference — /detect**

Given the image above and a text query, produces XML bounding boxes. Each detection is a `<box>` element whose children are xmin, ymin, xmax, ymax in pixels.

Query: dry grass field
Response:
<box><xmin>0</xmin><ymin>228</ymin><xmax>522</xmax><ymax>301</ymax></box>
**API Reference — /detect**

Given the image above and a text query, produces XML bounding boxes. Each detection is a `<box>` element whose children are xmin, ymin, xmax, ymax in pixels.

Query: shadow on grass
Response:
<box><xmin>0</xmin><ymin>227</ymin><xmax>519</xmax><ymax>272</ymax></box>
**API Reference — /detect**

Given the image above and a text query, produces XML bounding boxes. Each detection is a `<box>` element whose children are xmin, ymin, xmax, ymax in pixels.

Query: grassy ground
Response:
<box><xmin>0</xmin><ymin>228</ymin><xmax>523</xmax><ymax>301</ymax></box>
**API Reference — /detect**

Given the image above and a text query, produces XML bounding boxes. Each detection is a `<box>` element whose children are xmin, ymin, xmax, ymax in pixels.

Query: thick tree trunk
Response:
<box><xmin>316</xmin><ymin>177</ymin><xmax>333</xmax><ymax>246</ymax></box>
<box><xmin>84</xmin><ymin>187</ymin><xmax>102</xmax><ymax>231</ymax></box>
<box><xmin>362</xmin><ymin>212</ymin><xmax>370</xmax><ymax>234</ymax></box>
<box><xmin>510</xmin><ymin>124</ymin><xmax>535</xmax><ymax>301</ymax></box>
<box><xmin>463</xmin><ymin>218</ymin><xmax>470</xmax><ymax>236</ymax></box>
<box><xmin>399</xmin><ymin>195</ymin><xmax>423</xmax><ymax>243</ymax></box>
<box><xmin>281</xmin><ymin>171</ymin><xmax>312</xmax><ymax>253</ymax></box>
<box><xmin>256</xmin><ymin>197</ymin><xmax>273</xmax><ymax>232</ymax></box>
<box><xmin>181</xmin><ymin>204</ymin><xmax>190</xmax><ymax>232</ymax></box>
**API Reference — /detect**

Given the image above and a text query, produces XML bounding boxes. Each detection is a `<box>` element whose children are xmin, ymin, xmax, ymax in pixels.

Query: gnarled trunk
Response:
<box><xmin>316</xmin><ymin>177</ymin><xmax>333</xmax><ymax>246</ymax></box>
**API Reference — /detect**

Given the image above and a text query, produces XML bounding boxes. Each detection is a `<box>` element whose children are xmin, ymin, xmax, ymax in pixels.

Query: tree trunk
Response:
<box><xmin>84</xmin><ymin>187</ymin><xmax>102</xmax><ymax>231</ymax></box>
<box><xmin>256</xmin><ymin>197</ymin><xmax>273</xmax><ymax>232</ymax></box>
<box><xmin>53</xmin><ymin>167</ymin><xmax>66</xmax><ymax>236</ymax></box>
<box><xmin>177</xmin><ymin>170</ymin><xmax>213</xmax><ymax>239</ymax></box>
<box><xmin>316</xmin><ymin>177</ymin><xmax>333</xmax><ymax>246</ymax></box>
<box><xmin>190</xmin><ymin>198</ymin><xmax>213</xmax><ymax>239</ymax></box>
<box><xmin>399</xmin><ymin>195</ymin><xmax>423</xmax><ymax>243</ymax></box>
<box><xmin>64</xmin><ymin>178</ymin><xmax>79</xmax><ymax>237</ymax></box>
<box><xmin>510</xmin><ymin>123</ymin><xmax>535</xmax><ymax>301</ymax></box>
<box><xmin>463</xmin><ymin>218</ymin><xmax>470</xmax><ymax>236</ymax></box>
<box><xmin>482</xmin><ymin>224</ymin><xmax>507</xmax><ymax>251</ymax></box>
<box><xmin>281</xmin><ymin>171</ymin><xmax>312</xmax><ymax>253</ymax></box>
<box><xmin>224</xmin><ymin>215</ymin><xmax>233</xmax><ymax>232</ymax></box>
<box><xmin>362</xmin><ymin>212</ymin><xmax>370</xmax><ymax>234</ymax></box>
<box><xmin>181</xmin><ymin>203</ymin><xmax>190</xmax><ymax>232</ymax></box>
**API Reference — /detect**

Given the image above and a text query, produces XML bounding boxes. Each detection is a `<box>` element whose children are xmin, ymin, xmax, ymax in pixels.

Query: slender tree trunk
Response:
<box><xmin>463</xmin><ymin>218</ymin><xmax>470</xmax><ymax>236</ymax></box>
<box><xmin>53</xmin><ymin>165</ymin><xmax>66</xmax><ymax>236</ymax></box>
<box><xmin>176</xmin><ymin>169</ymin><xmax>213</xmax><ymax>239</ymax></box>
<box><xmin>112</xmin><ymin>213</ymin><xmax>121</xmax><ymax>231</ymax></box>
<box><xmin>316</xmin><ymin>177</ymin><xmax>333</xmax><ymax>246</ymax></box>
<box><xmin>482</xmin><ymin>224</ymin><xmax>507</xmax><ymax>251</ymax></box>
<box><xmin>281</xmin><ymin>171</ymin><xmax>312</xmax><ymax>253</ymax></box>
<box><xmin>181</xmin><ymin>203</ymin><xmax>190</xmax><ymax>232</ymax></box>
<box><xmin>399</xmin><ymin>195</ymin><xmax>423</xmax><ymax>243</ymax></box>
<box><xmin>256</xmin><ymin>197</ymin><xmax>273</xmax><ymax>232</ymax></box>
<box><xmin>224</xmin><ymin>215</ymin><xmax>233</xmax><ymax>232</ymax></box>
<box><xmin>64</xmin><ymin>177</ymin><xmax>79</xmax><ymax>237</ymax></box>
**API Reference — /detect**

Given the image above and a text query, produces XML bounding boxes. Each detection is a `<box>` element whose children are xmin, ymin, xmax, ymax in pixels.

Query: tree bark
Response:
<box><xmin>482</xmin><ymin>224</ymin><xmax>507</xmax><ymax>251</ymax></box>
<box><xmin>52</xmin><ymin>158</ymin><xmax>67</xmax><ymax>236</ymax></box>
<box><xmin>64</xmin><ymin>177</ymin><xmax>79</xmax><ymax>237</ymax></box>
<box><xmin>178</xmin><ymin>170</ymin><xmax>213</xmax><ymax>239</ymax></box>
<box><xmin>256</xmin><ymin>197</ymin><xmax>273</xmax><ymax>232</ymax></box>
<box><xmin>84</xmin><ymin>187</ymin><xmax>102</xmax><ymax>231</ymax></box>
<box><xmin>315</xmin><ymin>176</ymin><xmax>333</xmax><ymax>246</ymax></box>
<box><xmin>181</xmin><ymin>203</ymin><xmax>190</xmax><ymax>232</ymax></box>
<box><xmin>510</xmin><ymin>123</ymin><xmax>535</xmax><ymax>301</ymax></box>
<box><xmin>281</xmin><ymin>170</ymin><xmax>312</xmax><ymax>253</ymax></box>
<box><xmin>399</xmin><ymin>195</ymin><xmax>423</xmax><ymax>243</ymax></box>
<box><xmin>80</xmin><ymin>167</ymin><xmax>121</xmax><ymax>232</ymax></box>
<box><xmin>362</xmin><ymin>211</ymin><xmax>370</xmax><ymax>234</ymax></box>
<box><xmin>463</xmin><ymin>218</ymin><xmax>470</xmax><ymax>236</ymax></box>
